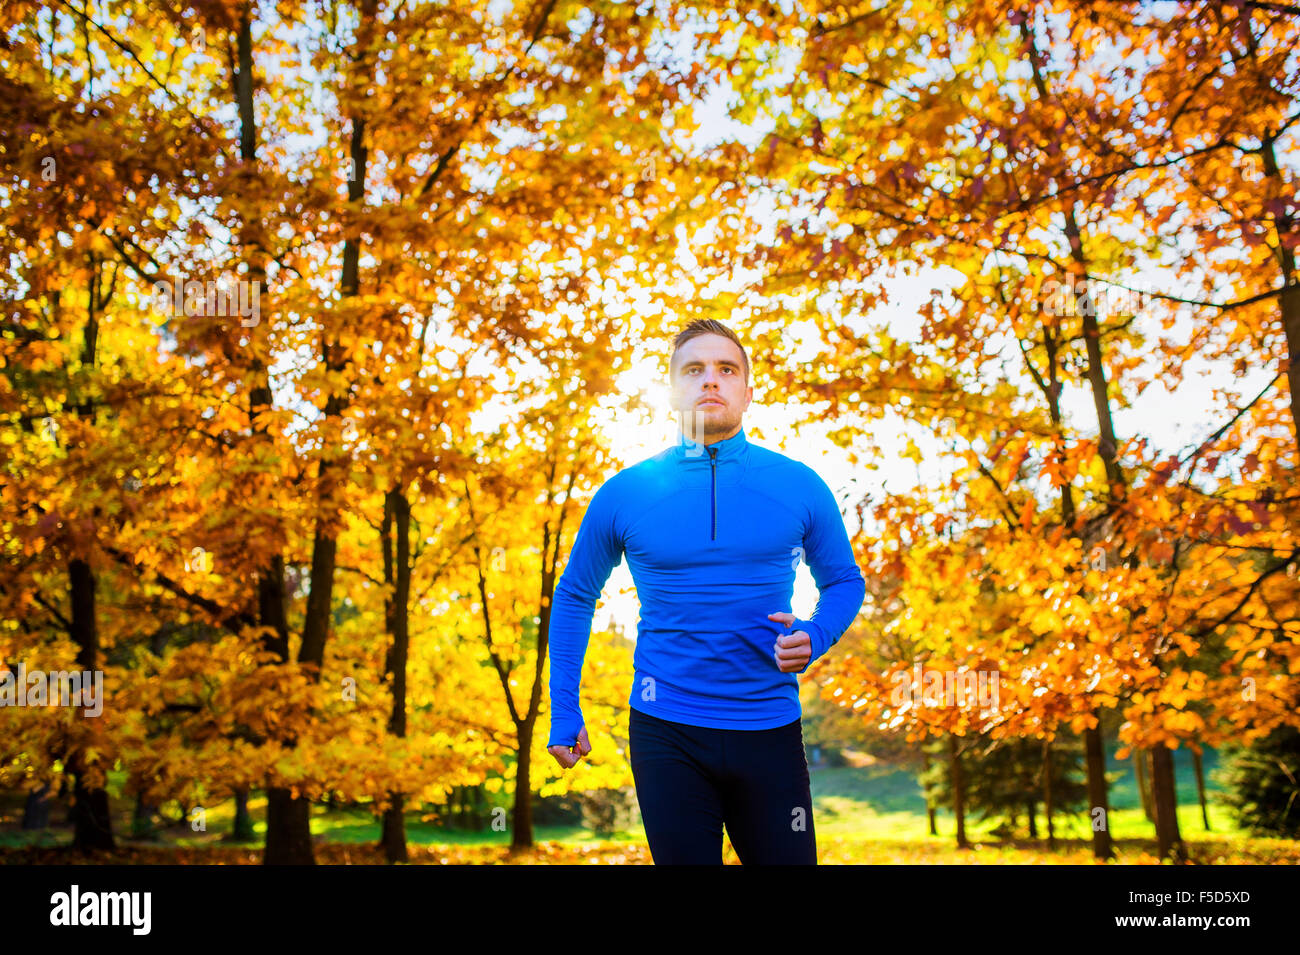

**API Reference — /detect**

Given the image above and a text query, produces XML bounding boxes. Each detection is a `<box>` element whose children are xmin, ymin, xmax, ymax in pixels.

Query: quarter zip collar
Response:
<box><xmin>673</xmin><ymin>425</ymin><xmax>748</xmax><ymax>463</ymax></box>
<box><xmin>672</xmin><ymin>425</ymin><xmax>747</xmax><ymax>542</ymax></box>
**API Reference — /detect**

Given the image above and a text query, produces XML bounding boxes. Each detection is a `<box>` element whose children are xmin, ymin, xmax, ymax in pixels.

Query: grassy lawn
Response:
<box><xmin>3</xmin><ymin>742</ymin><xmax>1293</xmax><ymax>862</ymax></box>
<box><xmin>808</xmin><ymin>741</ymin><xmax>1244</xmax><ymax>843</ymax></box>
<box><xmin>0</xmin><ymin>789</ymin><xmax>644</xmax><ymax>852</ymax></box>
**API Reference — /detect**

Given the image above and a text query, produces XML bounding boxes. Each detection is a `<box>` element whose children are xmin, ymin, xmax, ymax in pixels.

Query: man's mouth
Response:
<box><xmin>698</xmin><ymin>398</ymin><xmax>723</xmax><ymax>406</ymax></box>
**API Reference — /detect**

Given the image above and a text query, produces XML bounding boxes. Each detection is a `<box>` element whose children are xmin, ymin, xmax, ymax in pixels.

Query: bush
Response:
<box><xmin>1217</xmin><ymin>724</ymin><xmax>1300</xmax><ymax>838</ymax></box>
<box><xmin>531</xmin><ymin>792</ymin><xmax>583</xmax><ymax>827</ymax></box>
<box><xmin>578</xmin><ymin>786</ymin><xmax>639</xmax><ymax>837</ymax></box>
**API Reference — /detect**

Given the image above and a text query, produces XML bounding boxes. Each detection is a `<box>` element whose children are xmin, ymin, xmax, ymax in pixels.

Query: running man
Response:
<box><xmin>546</xmin><ymin>319</ymin><xmax>867</xmax><ymax>865</ymax></box>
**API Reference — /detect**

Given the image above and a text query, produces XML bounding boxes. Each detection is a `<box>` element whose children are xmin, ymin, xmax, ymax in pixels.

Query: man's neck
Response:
<box><xmin>678</xmin><ymin>422</ymin><xmax>742</xmax><ymax>447</ymax></box>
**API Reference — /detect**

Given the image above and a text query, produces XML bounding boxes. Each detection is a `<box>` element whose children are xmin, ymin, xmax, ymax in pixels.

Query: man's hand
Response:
<box><xmin>768</xmin><ymin>611</ymin><xmax>812</xmax><ymax>673</ymax></box>
<box><xmin>548</xmin><ymin>725</ymin><xmax>592</xmax><ymax>770</ymax></box>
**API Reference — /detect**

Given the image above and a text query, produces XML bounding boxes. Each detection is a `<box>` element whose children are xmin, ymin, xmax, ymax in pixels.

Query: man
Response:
<box><xmin>546</xmin><ymin>319</ymin><xmax>866</xmax><ymax>864</ymax></box>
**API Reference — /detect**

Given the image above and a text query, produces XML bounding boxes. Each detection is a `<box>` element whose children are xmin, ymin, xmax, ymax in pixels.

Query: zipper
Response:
<box><xmin>708</xmin><ymin>445</ymin><xmax>717</xmax><ymax>541</ymax></box>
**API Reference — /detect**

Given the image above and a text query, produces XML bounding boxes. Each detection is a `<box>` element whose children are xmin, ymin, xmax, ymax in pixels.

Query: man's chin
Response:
<box><xmin>683</xmin><ymin>415</ymin><xmax>737</xmax><ymax>439</ymax></box>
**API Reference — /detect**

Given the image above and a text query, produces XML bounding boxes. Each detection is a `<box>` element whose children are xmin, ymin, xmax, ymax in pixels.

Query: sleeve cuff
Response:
<box><xmin>793</xmin><ymin>617</ymin><xmax>829</xmax><ymax>673</ymax></box>
<box><xmin>547</xmin><ymin>711</ymin><xmax>585</xmax><ymax>749</ymax></box>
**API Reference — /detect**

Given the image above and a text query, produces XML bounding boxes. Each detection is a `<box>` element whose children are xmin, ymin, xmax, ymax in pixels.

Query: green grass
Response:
<box><xmin>0</xmin><ymin>788</ymin><xmax>643</xmax><ymax>850</ymax></box>
<box><xmin>0</xmin><ymin>742</ymin><xmax>1257</xmax><ymax>854</ymax></box>
<box><xmin>304</xmin><ymin>807</ymin><xmax>643</xmax><ymax>847</ymax></box>
<box><xmin>807</xmin><ymin>744</ymin><xmax>1244</xmax><ymax>842</ymax></box>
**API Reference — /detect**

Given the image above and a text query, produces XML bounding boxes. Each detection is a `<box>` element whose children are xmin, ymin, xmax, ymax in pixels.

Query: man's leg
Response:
<box><xmin>719</xmin><ymin>717</ymin><xmax>817</xmax><ymax>865</ymax></box>
<box><xmin>629</xmin><ymin>707</ymin><xmax>727</xmax><ymax>865</ymax></box>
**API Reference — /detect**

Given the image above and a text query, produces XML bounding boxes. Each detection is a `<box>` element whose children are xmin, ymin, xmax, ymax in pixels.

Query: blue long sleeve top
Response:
<box><xmin>546</xmin><ymin>425</ymin><xmax>867</xmax><ymax>748</ymax></box>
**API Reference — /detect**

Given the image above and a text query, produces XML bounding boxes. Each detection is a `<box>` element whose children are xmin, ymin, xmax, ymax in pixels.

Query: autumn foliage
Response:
<box><xmin>3</xmin><ymin>0</ymin><xmax>1299</xmax><ymax>864</ymax></box>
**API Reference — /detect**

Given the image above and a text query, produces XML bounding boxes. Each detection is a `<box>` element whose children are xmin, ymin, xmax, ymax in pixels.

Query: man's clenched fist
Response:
<box><xmin>548</xmin><ymin>725</ymin><xmax>592</xmax><ymax>769</ymax></box>
<box><xmin>768</xmin><ymin>611</ymin><xmax>812</xmax><ymax>673</ymax></box>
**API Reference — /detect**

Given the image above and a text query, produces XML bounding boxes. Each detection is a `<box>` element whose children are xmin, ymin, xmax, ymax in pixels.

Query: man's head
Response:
<box><xmin>669</xmin><ymin>319</ymin><xmax>753</xmax><ymax>444</ymax></box>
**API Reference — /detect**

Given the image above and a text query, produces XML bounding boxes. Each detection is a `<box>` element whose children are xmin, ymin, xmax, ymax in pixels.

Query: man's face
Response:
<box><xmin>669</xmin><ymin>333</ymin><xmax>753</xmax><ymax>441</ymax></box>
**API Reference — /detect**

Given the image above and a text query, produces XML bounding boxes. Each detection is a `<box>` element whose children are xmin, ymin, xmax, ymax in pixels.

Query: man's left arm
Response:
<box><xmin>791</xmin><ymin>468</ymin><xmax>867</xmax><ymax>673</ymax></box>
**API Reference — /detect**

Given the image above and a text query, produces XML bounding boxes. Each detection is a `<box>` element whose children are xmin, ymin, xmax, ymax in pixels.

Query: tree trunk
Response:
<box><xmin>1042</xmin><ymin>736</ymin><xmax>1055</xmax><ymax>848</ymax></box>
<box><xmin>268</xmin><ymin>0</ymin><xmax>379</xmax><ymax>868</ymax></box>
<box><xmin>950</xmin><ymin>734</ymin><xmax>968</xmax><ymax>849</ymax></box>
<box><xmin>22</xmin><ymin>783</ymin><xmax>52</xmax><ymax>830</ymax></box>
<box><xmin>1014</xmin><ymin>189</ymin><xmax>1105</xmax><ymax>860</ymax></box>
<box><xmin>59</xmin><ymin>254</ymin><xmax>113</xmax><ymax>854</ymax></box>
<box><xmin>70</xmin><ymin>777</ymin><xmax>114</xmax><ymax>854</ymax></box>
<box><xmin>474</xmin><ymin>784</ymin><xmax>487</xmax><ymax>831</ymax></box>
<box><xmin>922</xmin><ymin>750</ymin><xmax>938</xmax><ymax>835</ymax></box>
<box><xmin>233</xmin><ymin>0</ymin><xmax>288</xmax><ymax>674</ymax></box>
<box><xmin>1135</xmin><ymin>746</ymin><xmax>1155</xmax><ymax>823</ymax></box>
<box><xmin>1150</xmin><ymin>744</ymin><xmax>1186</xmax><ymax>863</ymax></box>
<box><xmin>512</xmin><ymin>721</ymin><xmax>535</xmax><ymax>848</ymax></box>
<box><xmin>230</xmin><ymin>1</ymin><xmax>313</xmax><ymax>865</ymax></box>
<box><xmin>381</xmin><ymin>793</ymin><xmax>407</xmax><ymax>862</ymax></box>
<box><xmin>299</xmin><ymin>530</ymin><xmax>340</xmax><ymax>678</ymax></box>
<box><xmin>1084</xmin><ymin>714</ymin><xmax>1114</xmax><ymax>860</ymax></box>
<box><xmin>230</xmin><ymin>787</ymin><xmax>254</xmax><ymax>841</ymax></box>
<box><xmin>132</xmin><ymin>791</ymin><xmax>159</xmax><ymax>840</ymax></box>
<box><xmin>381</xmin><ymin>488</ymin><xmax>411</xmax><ymax>864</ymax></box>
<box><xmin>1192</xmin><ymin>747</ymin><xmax>1211</xmax><ymax>831</ymax></box>
<box><xmin>515</xmin><ymin>498</ymin><xmax>568</xmax><ymax>850</ymax></box>
<box><xmin>68</xmin><ymin>556</ymin><xmax>113</xmax><ymax>853</ymax></box>
<box><xmin>1022</xmin><ymin>11</ymin><xmax>1125</xmax><ymax>867</ymax></box>
<box><xmin>264</xmin><ymin>789</ymin><xmax>313</xmax><ymax>864</ymax></box>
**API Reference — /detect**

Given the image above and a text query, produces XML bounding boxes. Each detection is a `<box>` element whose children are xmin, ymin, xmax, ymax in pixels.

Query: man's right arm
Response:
<box><xmin>547</xmin><ymin>476</ymin><xmax>625</xmax><ymax>749</ymax></box>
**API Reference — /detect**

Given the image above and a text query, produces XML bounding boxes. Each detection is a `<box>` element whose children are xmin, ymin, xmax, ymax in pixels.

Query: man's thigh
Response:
<box><xmin>720</xmin><ymin>718</ymin><xmax>817</xmax><ymax>865</ymax></box>
<box><xmin>629</xmin><ymin>707</ymin><xmax>726</xmax><ymax>865</ymax></box>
